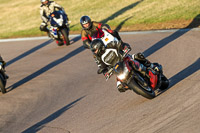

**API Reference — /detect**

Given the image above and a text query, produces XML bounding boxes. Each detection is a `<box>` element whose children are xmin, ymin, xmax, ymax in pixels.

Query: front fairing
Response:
<box><xmin>92</xmin><ymin>29</ymin><xmax>119</xmax><ymax>47</ymax></box>
<box><xmin>101</xmin><ymin>49</ymin><xmax>120</xmax><ymax>66</ymax></box>
<box><xmin>114</xmin><ymin>61</ymin><xmax>131</xmax><ymax>83</ymax></box>
<box><xmin>49</xmin><ymin>11</ymin><xmax>66</xmax><ymax>27</ymax></box>
<box><xmin>49</xmin><ymin>11</ymin><xmax>68</xmax><ymax>39</ymax></box>
<box><xmin>49</xmin><ymin>26</ymin><xmax>58</xmax><ymax>38</ymax></box>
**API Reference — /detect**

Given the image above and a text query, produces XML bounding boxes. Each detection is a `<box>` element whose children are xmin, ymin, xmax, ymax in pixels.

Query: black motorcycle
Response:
<box><xmin>0</xmin><ymin>63</ymin><xmax>7</xmax><ymax>94</ymax></box>
<box><xmin>49</xmin><ymin>10</ymin><xmax>70</xmax><ymax>46</ymax></box>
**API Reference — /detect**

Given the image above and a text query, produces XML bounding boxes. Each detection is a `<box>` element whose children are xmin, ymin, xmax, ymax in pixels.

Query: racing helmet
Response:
<box><xmin>80</xmin><ymin>15</ymin><xmax>92</xmax><ymax>30</ymax></box>
<box><xmin>41</xmin><ymin>0</ymin><xmax>49</xmax><ymax>5</ymax></box>
<box><xmin>90</xmin><ymin>39</ymin><xmax>105</xmax><ymax>56</ymax></box>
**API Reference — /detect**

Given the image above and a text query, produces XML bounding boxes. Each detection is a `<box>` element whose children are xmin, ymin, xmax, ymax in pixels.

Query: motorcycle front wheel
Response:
<box><xmin>0</xmin><ymin>74</ymin><xmax>6</xmax><ymax>94</ymax></box>
<box><xmin>128</xmin><ymin>79</ymin><xmax>155</xmax><ymax>99</ymax></box>
<box><xmin>60</xmin><ymin>28</ymin><xmax>70</xmax><ymax>46</ymax></box>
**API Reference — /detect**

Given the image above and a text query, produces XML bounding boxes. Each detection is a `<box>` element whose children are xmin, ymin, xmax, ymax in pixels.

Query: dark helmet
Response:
<box><xmin>90</xmin><ymin>39</ymin><xmax>105</xmax><ymax>56</ymax></box>
<box><xmin>80</xmin><ymin>15</ymin><xmax>92</xmax><ymax>30</ymax></box>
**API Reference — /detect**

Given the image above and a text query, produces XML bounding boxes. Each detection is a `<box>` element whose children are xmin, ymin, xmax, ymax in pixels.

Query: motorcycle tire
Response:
<box><xmin>0</xmin><ymin>74</ymin><xmax>6</xmax><ymax>94</ymax></box>
<box><xmin>60</xmin><ymin>28</ymin><xmax>70</xmax><ymax>46</ymax></box>
<box><xmin>56</xmin><ymin>40</ymin><xmax>64</xmax><ymax>46</ymax></box>
<box><xmin>128</xmin><ymin>79</ymin><xmax>155</xmax><ymax>99</ymax></box>
<box><xmin>159</xmin><ymin>75</ymin><xmax>169</xmax><ymax>90</ymax></box>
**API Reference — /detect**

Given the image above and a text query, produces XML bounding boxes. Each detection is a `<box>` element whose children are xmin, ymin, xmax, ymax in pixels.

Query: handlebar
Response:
<box><xmin>105</xmin><ymin>68</ymin><xmax>113</xmax><ymax>81</ymax></box>
<box><xmin>104</xmin><ymin>48</ymin><xmax>130</xmax><ymax>81</ymax></box>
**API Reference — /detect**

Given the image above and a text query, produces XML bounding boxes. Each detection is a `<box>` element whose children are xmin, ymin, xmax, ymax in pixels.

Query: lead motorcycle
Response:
<box><xmin>49</xmin><ymin>10</ymin><xmax>70</xmax><ymax>46</ymax></box>
<box><xmin>92</xmin><ymin>29</ymin><xmax>169</xmax><ymax>99</ymax></box>
<box><xmin>0</xmin><ymin>62</ymin><xmax>7</xmax><ymax>94</ymax></box>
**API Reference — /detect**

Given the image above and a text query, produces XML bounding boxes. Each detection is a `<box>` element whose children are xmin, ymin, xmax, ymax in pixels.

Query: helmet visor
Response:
<box><xmin>82</xmin><ymin>23</ymin><xmax>90</xmax><ymax>28</ymax></box>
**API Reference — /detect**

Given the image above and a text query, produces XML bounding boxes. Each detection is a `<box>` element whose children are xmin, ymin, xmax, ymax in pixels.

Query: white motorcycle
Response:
<box><xmin>49</xmin><ymin>10</ymin><xmax>70</xmax><ymax>46</ymax></box>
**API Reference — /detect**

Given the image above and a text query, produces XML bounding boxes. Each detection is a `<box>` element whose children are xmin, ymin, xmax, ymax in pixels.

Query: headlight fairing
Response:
<box><xmin>117</xmin><ymin>66</ymin><xmax>129</xmax><ymax>81</ymax></box>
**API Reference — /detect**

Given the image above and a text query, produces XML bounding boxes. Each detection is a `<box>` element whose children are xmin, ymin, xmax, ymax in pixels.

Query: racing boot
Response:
<box><xmin>47</xmin><ymin>30</ymin><xmax>51</xmax><ymax>38</ymax></box>
<box><xmin>150</xmin><ymin>63</ymin><xmax>161</xmax><ymax>75</ymax></box>
<box><xmin>134</xmin><ymin>52</ymin><xmax>152</xmax><ymax>67</ymax></box>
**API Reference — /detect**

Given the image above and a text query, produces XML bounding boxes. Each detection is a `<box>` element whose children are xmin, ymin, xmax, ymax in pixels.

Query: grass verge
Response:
<box><xmin>0</xmin><ymin>0</ymin><xmax>200</xmax><ymax>38</ymax></box>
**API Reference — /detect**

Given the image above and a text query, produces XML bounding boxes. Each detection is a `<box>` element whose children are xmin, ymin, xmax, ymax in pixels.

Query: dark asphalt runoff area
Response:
<box><xmin>0</xmin><ymin>29</ymin><xmax>199</xmax><ymax>133</ymax></box>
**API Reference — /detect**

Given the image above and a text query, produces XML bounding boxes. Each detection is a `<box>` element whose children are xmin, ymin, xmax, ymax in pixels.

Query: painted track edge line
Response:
<box><xmin>0</xmin><ymin>28</ymin><xmax>199</xmax><ymax>42</ymax></box>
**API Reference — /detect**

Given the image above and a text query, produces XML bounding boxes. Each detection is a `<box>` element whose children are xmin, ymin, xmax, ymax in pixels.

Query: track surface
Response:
<box><xmin>0</xmin><ymin>29</ymin><xmax>199</xmax><ymax>133</ymax></box>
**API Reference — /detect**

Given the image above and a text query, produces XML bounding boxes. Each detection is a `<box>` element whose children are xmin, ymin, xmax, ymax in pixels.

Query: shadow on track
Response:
<box><xmin>22</xmin><ymin>96</ymin><xmax>85</xmax><ymax>133</ymax></box>
<box><xmin>101</xmin><ymin>0</ymin><xmax>143</xmax><ymax>24</ymax></box>
<box><xmin>6</xmin><ymin>39</ymin><xmax>53</xmax><ymax>66</ymax></box>
<box><xmin>115</xmin><ymin>16</ymin><xmax>133</xmax><ymax>31</ymax></box>
<box><xmin>7</xmin><ymin>46</ymin><xmax>85</xmax><ymax>91</ymax></box>
<box><xmin>69</xmin><ymin>1</ymin><xmax>143</xmax><ymax>44</ymax></box>
<box><xmin>143</xmin><ymin>14</ymin><xmax>200</xmax><ymax>57</ymax></box>
<box><xmin>169</xmin><ymin>58</ymin><xmax>200</xmax><ymax>88</ymax></box>
<box><xmin>69</xmin><ymin>35</ymin><xmax>81</xmax><ymax>45</ymax></box>
<box><xmin>158</xmin><ymin>58</ymin><xmax>200</xmax><ymax>96</ymax></box>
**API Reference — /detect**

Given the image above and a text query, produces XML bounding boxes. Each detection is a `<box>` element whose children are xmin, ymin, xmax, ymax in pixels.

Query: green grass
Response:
<box><xmin>0</xmin><ymin>0</ymin><xmax>200</xmax><ymax>38</ymax></box>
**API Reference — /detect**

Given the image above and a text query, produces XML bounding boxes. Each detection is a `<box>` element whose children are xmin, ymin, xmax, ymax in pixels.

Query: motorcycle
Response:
<box><xmin>49</xmin><ymin>10</ymin><xmax>70</xmax><ymax>46</ymax></box>
<box><xmin>92</xmin><ymin>29</ymin><xmax>169</xmax><ymax>99</ymax></box>
<box><xmin>0</xmin><ymin>62</ymin><xmax>7</xmax><ymax>94</ymax></box>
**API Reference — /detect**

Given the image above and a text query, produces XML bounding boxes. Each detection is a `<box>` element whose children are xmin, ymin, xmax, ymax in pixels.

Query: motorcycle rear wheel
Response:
<box><xmin>160</xmin><ymin>75</ymin><xmax>169</xmax><ymax>90</ymax></box>
<box><xmin>128</xmin><ymin>79</ymin><xmax>155</xmax><ymax>99</ymax></box>
<box><xmin>60</xmin><ymin>28</ymin><xmax>70</xmax><ymax>46</ymax></box>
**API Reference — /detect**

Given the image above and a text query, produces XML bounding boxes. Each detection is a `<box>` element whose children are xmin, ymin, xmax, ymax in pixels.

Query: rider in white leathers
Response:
<box><xmin>39</xmin><ymin>0</ymin><xmax>68</xmax><ymax>37</ymax></box>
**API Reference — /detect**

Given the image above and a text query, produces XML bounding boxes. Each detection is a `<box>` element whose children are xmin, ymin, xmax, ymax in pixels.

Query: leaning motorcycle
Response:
<box><xmin>49</xmin><ymin>10</ymin><xmax>70</xmax><ymax>46</ymax></box>
<box><xmin>92</xmin><ymin>29</ymin><xmax>169</xmax><ymax>99</ymax></box>
<box><xmin>0</xmin><ymin>62</ymin><xmax>7</xmax><ymax>94</ymax></box>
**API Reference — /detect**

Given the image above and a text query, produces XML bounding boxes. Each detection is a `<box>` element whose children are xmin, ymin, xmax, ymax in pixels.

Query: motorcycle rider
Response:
<box><xmin>90</xmin><ymin>39</ymin><xmax>153</xmax><ymax>92</ymax></box>
<box><xmin>39</xmin><ymin>0</ymin><xmax>69</xmax><ymax>38</ymax></box>
<box><xmin>0</xmin><ymin>55</ymin><xmax>9</xmax><ymax>79</ymax></box>
<box><xmin>80</xmin><ymin>15</ymin><xmax>126</xmax><ymax>49</ymax></box>
<box><xmin>80</xmin><ymin>15</ymin><xmax>133</xmax><ymax>72</ymax></box>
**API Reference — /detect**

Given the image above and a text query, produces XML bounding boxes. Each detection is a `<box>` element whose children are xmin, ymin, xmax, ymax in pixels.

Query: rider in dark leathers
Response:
<box><xmin>80</xmin><ymin>15</ymin><xmax>132</xmax><ymax>73</ymax></box>
<box><xmin>80</xmin><ymin>16</ymin><xmax>153</xmax><ymax>92</ymax></box>
<box><xmin>80</xmin><ymin>15</ymin><xmax>126</xmax><ymax>49</ymax></box>
<box><xmin>0</xmin><ymin>55</ymin><xmax>9</xmax><ymax>79</ymax></box>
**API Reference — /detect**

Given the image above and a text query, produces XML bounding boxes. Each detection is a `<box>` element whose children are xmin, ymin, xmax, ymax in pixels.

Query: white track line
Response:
<box><xmin>0</xmin><ymin>28</ymin><xmax>199</xmax><ymax>42</ymax></box>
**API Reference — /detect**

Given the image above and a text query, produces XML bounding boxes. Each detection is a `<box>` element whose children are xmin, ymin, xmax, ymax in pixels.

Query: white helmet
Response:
<box><xmin>41</xmin><ymin>0</ymin><xmax>49</xmax><ymax>3</ymax></box>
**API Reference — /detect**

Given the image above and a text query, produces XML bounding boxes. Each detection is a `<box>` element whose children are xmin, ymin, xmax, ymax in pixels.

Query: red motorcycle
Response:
<box><xmin>92</xmin><ymin>29</ymin><xmax>169</xmax><ymax>99</ymax></box>
<box><xmin>105</xmin><ymin>53</ymin><xmax>169</xmax><ymax>99</ymax></box>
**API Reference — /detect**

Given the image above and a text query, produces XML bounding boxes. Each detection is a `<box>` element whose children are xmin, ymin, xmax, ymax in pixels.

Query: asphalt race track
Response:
<box><xmin>0</xmin><ymin>29</ymin><xmax>199</xmax><ymax>133</ymax></box>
